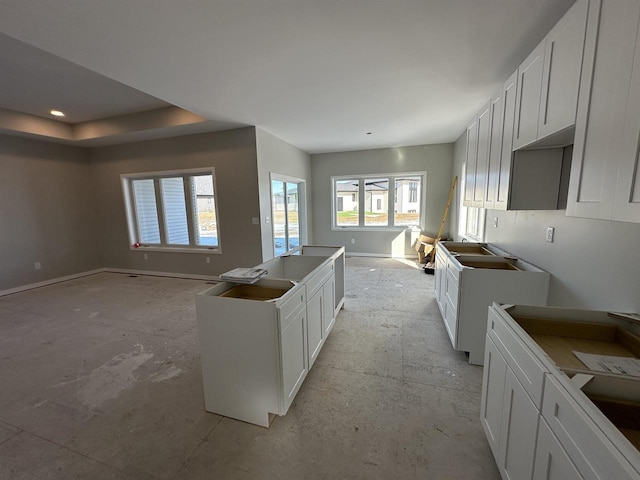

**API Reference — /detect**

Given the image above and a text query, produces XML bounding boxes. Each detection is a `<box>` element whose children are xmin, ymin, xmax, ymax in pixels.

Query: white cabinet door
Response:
<box><xmin>434</xmin><ymin>253</ymin><xmax>445</xmax><ymax>310</ymax></box>
<box><xmin>485</xmin><ymin>89</ymin><xmax>504</xmax><ymax>210</ymax></box>
<box><xmin>538</xmin><ymin>0</ymin><xmax>589</xmax><ymax>139</ymax></box>
<box><xmin>498</xmin><ymin>368</ymin><xmax>540</xmax><ymax>480</ymax></box>
<box><xmin>495</xmin><ymin>70</ymin><xmax>518</xmax><ymax>211</ymax></box>
<box><xmin>473</xmin><ymin>102</ymin><xmax>492</xmax><ymax>208</ymax></box>
<box><xmin>322</xmin><ymin>275</ymin><xmax>336</xmax><ymax>337</ymax></box>
<box><xmin>533</xmin><ymin>418</ymin><xmax>584</xmax><ymax>480</ymax></box>
<box><xmin>281</xmin><ymin>306</ymin><xmax>308</xmax><ymax>414</ymax></box>
<box><xmin>481</xmin><ymin>335</ymin><xmax>508</xmax><ymax>460</ymax></box>
<box><xmin>513</xmin><ymin>41</ymin><xmax>545</xmax><ymax>150</ymax></box>
<box><xmin>567</xmin><ymin>0</ymin><xmax>640</xmax><ymax>220</ymax></box>
<box><xmin>464</xmin><ymin>119</ymin><xmax>479</xmax><ymax>206</ymax></box>
<box><xmin>307</xmin><ymin>289</ymin><xmax>323</xmax><ymax>368</ymax></box>
<box><xmin>614</xmin><ymin>9</ymin><xmax>640</xmax><ymax>223</ymax></box>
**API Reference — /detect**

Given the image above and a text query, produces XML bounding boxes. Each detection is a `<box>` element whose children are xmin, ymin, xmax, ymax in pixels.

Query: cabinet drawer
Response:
<box><xmin>278</xmin><ymin>288</ymin><xmax>306</xmax><ymax>331</ymax></box>
<box><xmin>487</xmin><ymin>307</ymin><xmax>547</xmax><ymax>408</ymax></box>
<box><xmin>443</xmin><ymin>295</ymin><xmax>458</xmax><ymax>348</ymax></box>
<box><xmin>444</xmin><ymin>268</ymin><xmax>459</xmax><ymax>311</ymax></box>
<box><xmin>541</xmin><ymin>375</ymin><xmax>639</xmax><ymax>480</ymax></box>
<box><xmin>305</xmin><ymin>262</ymin><xmax>333</xmax><ymax>298</ymax></box>
<box><xmin>446</xmin><ymin>258</ymin><xmax>462</xmax><ymax>284</ymax></box>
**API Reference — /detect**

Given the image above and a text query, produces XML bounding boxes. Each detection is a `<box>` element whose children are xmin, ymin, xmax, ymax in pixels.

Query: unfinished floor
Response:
<box><xmin>0</xmin><ymin>257</ymin><xmax>500</xmax><ymax>479</ymax></box>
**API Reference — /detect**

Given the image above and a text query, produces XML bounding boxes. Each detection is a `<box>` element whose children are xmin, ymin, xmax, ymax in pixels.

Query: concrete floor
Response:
<box><xmin>0</xmin><ymin>257</ymin><xmax>500</xmax><ymax>479</ymax></box>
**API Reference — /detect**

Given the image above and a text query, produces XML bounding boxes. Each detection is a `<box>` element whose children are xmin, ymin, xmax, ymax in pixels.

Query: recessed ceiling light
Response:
<box><xmin>50</xmin><ymin>110</ymin><xmax>65</xmax><ymax>117</ymax></box>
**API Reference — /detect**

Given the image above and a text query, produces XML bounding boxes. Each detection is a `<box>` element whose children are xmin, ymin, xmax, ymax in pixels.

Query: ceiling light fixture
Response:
<box><xmin>50</xmin><ymin>109</ymin><xmax>65</xmax><ymax>117</ymax></box>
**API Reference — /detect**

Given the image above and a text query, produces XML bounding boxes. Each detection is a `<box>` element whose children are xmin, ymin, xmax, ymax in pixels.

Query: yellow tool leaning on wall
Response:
<box><xmin>424</xmin><ymin>175</ymin><xmax>458</xmax><ymax>274</ymax></box>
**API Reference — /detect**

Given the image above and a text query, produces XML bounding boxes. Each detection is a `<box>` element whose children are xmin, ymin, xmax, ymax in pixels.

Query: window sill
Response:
<box><xmin>332</xmin><ymin>226</ymin><xmax>419</xmax><ymax>232</ymax></box>
<box><xmin>130</xmin><ymin>245</ymin><xmax>222</xmax><ymax>254</ymax></box>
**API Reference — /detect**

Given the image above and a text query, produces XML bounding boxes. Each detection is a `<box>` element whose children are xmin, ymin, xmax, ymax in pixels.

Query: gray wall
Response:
<box><xmin>452</xmin><ymin>131</ymin><xmax>640</xmax><ymax>312</ymax></box>
<box><xmin>0</xmin><ymin>135</ymin><xmax>101</xmax><ymax>290</ymax></box>
<box><xmin>311</xmin><ymin>144</ymin><xmax>454</xmax><ymax>256</ymax></box>
<box><xmin>255</xmin><ymin>128</ymin><xmax>312</xmax><ymax>261</ymax></box>
<box><xmin>89</xmin><ymin>127</ymin><xmax>263</xmax><ymax>276</ymax></box>
<box><xmin>450</xmin><ymin>132</ymin><xmax>467</xmax><ymax>241</ymax></box>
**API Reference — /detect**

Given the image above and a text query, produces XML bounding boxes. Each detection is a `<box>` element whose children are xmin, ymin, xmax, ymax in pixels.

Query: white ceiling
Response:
<box><xmin>0</xmin><ymin>0</ymin><xmax>576</xmax><ymax>153</ymax></box>
<box><xmin>0</xmin><ymin>33</ymin><xmax>170</xmax><ymax>124</ymax></box>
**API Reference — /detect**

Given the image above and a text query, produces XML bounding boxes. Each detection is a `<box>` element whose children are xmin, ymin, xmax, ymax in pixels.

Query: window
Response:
<box><xmin>458</xmin><ymin>164</ymin><xmax>485</xmax><ymax>241</ymax></box>
<box><xmin>271</xmin><ymin>174</ymin><xmax>307</xmax><ymax>257</ymax></box>
<box><xmin>394</xmin><ymin>176</ymin><xmax>422</xmax><ymax>226</ymax></box>
<box><xmin>332</xmin><ymin>172</ymin><xmax>425</xmax><ymax>229</ymax></box>
<box><xmin>122</xmin><ymin>168</ymin><xmax>221</xmax><ymax>252</ymax></box>
<box><xmin>335</xmin><ymin>179</ymin><xmax>359</xmax><ymax>226</ymax></box>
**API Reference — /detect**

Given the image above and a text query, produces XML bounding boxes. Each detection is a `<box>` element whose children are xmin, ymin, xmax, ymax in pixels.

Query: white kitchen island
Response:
<box><xmin>195</xmin><ymin>246</ymin><xmax>345</xmax><ymax>427</ymax></box>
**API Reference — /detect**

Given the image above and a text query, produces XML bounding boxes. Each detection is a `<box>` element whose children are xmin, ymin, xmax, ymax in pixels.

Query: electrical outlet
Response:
<box><xmin>546</xmin><ymin>226</ymin><xmax>555</xmax><ymax>243</ymax></box>
<box><xmin>351</xmin><ymin>239</ymin><xmax>355</xmax><ymax>244</ymax></box>
<box><xmin>144</xmin><ymin>253</ymin><xmax>148</xmax><ymax>260</ymax></box>
<box><xmin>251</xmin><ymin>217</ymin><xmax>259</xmax><ymax>225</ymax></box>
<box><xmin>493</xmin><ymin>217</ymin><xmax>499</xmax><ymax>228</ymax></box>
<box><xmin>34</xmin><ymin>262</ymin><xmax>41</xmax><ymax>270</ymax></box>
<box><xmin>206</xmin><ymin>256</ymin><xmax>210</xmax><ymax>264</ymax></box>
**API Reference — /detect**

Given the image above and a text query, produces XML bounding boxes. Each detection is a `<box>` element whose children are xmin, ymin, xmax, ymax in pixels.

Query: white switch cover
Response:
<box><xmin>546</xmin><ymin>227</ymin><xmax>555</xmax><ymax>243</ymax></box>
<box><xmin>251</xmin><ymin>217</ymin><xmax>260</xmax><ymax>225</ymax></box>
<box><xmin>493</xmin><ymin>217</ymin><xmax>499</xmax><ymax>228</ymax></box>
<box><xmin>265</xmin><ymin>216</ymin><xmax>270</xmax><ymax>224</ymax></box>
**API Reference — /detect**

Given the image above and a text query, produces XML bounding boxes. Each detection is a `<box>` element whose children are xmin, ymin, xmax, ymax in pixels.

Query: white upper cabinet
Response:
<box><xmin>538</xmin><ymin>0</ymin><xmax>589</xmax><ymax>139</ymax></box>
<box><xmin>513</xmin><ymin>0</ymin><xmax>588</xmax><ymax>150</ymax></box>
<box><xmin>484</xmin><ymin>90</ymin><xmax>504</xmax><ymax>210</ymax></box>
<box><xmin>567</xmin><ymin>0</ymin><xmax>640</xmax><ymax>222</ymax></box>
<box><xmin>614</xmin><ymin>2</ymin><xmax>640</xmax><ymax>223</ymax></box>
<box><xmin>513</xmin><ymin>41</ymin><xmax>545</xmax><ymax>150</ymax></box>
<box><xmin>473</xmin><ymin>102</ymin><xmax>492</xmax><ymax>208</ymax></box>
<box><xmin>494</xmin><ymin>71</ymin><xmax>518</xmax><ymax>210</ymax></box>
<box><xmin>463</xmin><ymin>118</ymin><xmax>479</xmax><ymax>207</ymax></box>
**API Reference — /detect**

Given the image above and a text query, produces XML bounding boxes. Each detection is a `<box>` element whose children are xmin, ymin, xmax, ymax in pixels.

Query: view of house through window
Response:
<box><xmin>335</xmin><ymin>179</ymin><xmax>359</xmax><ymax>226</ymax></box>
<box><xmin>123</xmin><ymin>168</ymin><xmax>220</xmax><ymax>250</ymax></box>
<box><xmin>333</xmin><ymin>173</ymin><xmax>425</xmax><ymax>228</ymax></box>
<box><xmin>271</xmin><ymin>175</ymin><xmax>305</xmax><ymax>256</ymax></box>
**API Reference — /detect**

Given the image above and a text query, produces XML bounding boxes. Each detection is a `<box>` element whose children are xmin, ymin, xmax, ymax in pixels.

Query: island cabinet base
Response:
<box><xmin>482</xmin><ymin>304</ymin><xmax>640</xmax><ymax>480</ymax></box>
<box><xmin>196</xmin><ymin>246</ymin><xmax>345</xmax><ymax>427</ymax></box>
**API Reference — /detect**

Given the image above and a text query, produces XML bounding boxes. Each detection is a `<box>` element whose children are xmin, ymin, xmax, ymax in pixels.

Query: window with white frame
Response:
<box><xmin>458</xmin><ymin>164</ymin><xmax>485</xmax><ymax>241</ymax></box>
<box><xmin>332</xmin><ymin>173</ymin><xmax>425</xmax><ymax>229</ymax></box>
<box><xmin>122</xmin><ymin>167</ymin><xmax>221</xmax><ymax>252</ymax></box>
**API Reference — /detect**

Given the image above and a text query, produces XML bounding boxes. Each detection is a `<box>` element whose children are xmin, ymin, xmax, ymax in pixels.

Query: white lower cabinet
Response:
<box><xmin>481</xmin><ymin>304</ymin><xmax>640</xmax><ymax>480</ymax></box>
<box><xmin>322</xmin><ymin>275</ymin><xmax>336</xmax><ymax>337</ymax></box>
<box><xmin>481</xmin><ymin>336</ymin><xmax>508</xmax><ymax>457</ymax></box>
<box><xmin>435</xmin><ymin>241</ymin><xmax>549</xmax><ymax>365</ymax></box>
<box><xmin>307</xmin><ymin>272</ymin><xmax>335</xmax><ymax>368</ymax></box>
<box><xmin>534</xmin><ymin>418</ymin><xmax>583</xmax><ymax>480</ymax></box>
<box><xmin>482</xmin><ymin>333</ymin><xmax>541</xmax><ymax>480</ymax></box>
<box><xmin>281</xmin><ymin>304</ymin><xmax>308</xmax><ymax>412</ymax></box>
<box><xmin>499</xmin><ymin>367</ymin><xmax>540</xmax><ymax>480</ymax></box>
<box><xmin>307</xmin><ymin>289</ymin><xmax>324</xmax><ymax>367</ymax></box>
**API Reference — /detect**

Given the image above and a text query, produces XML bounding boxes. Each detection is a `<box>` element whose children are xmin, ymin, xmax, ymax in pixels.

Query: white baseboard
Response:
<box><xmin>0</xmin><ymin>268</ymin><xmax>107</xmax><ymax>297</ymax></box>
<box><xmin>0</xmin><ymin>267</ymin><xmax>220</xmax><ymax>297</ymax></box>
<box><xmin>103</xmin><ymin>268</ymin><xmax>220</xmax><ymax>282</ymax></box>
<box><xmin>346</xmin><ymin>252</ymin><xmax>419</xmax><ymax>260</ymax></box>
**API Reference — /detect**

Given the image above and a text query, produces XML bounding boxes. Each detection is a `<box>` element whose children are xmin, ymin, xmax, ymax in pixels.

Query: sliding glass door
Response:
<box><xmin>271</xmin><ymin>175</ymin><xmax>305</xmax><ymax>256</ymax></box>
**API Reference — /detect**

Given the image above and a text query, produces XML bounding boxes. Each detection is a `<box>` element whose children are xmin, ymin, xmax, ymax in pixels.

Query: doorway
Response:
<box><xmin>271</xmin><ymin>174</ymin><xmax>306</xmax><ymax>257</ymax></box>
